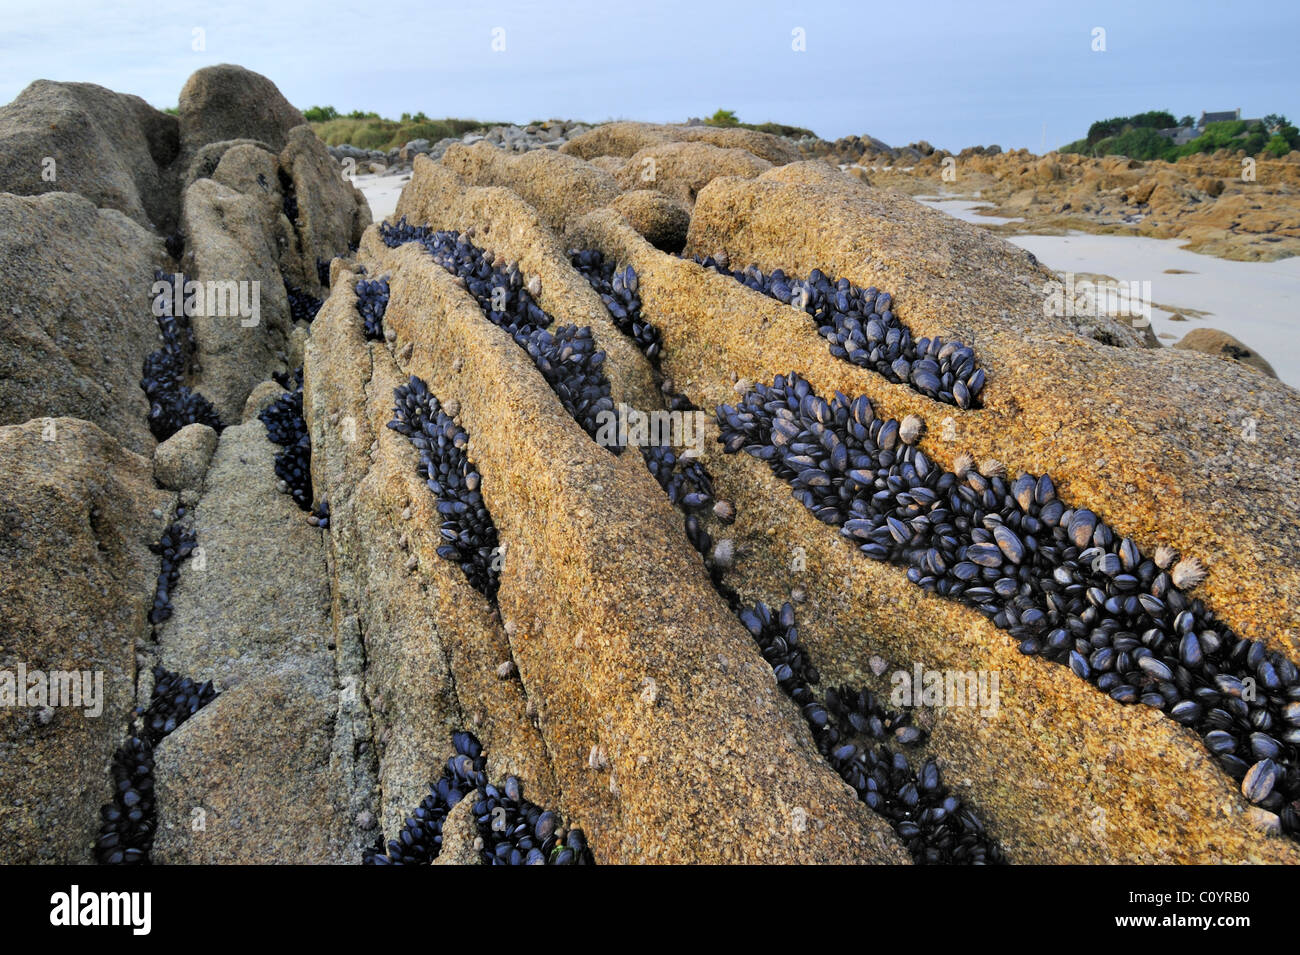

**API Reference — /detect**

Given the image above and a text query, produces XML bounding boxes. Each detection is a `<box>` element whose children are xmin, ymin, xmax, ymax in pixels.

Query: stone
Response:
<box><xmin>278</xmin><ymin>125</ymin><xmax>372</xmax><ymax>293</ymax></box>
<box><xmin>153</xmin><ymin>423</ymin><xmax>219</xmax><ymax>491</ymax></box>
<box><xmin>0</xmin><ymin>79</ymin><xmax>179</xmax><ymax>231</ymax></box>
<box><xmin>561</xmin><ymin>121</ymin><xmax>802</xmax><ymax>166</ymax></box>
<box><xmin>0</xmin><ymin>418</ymin><xmax>172</xmax><ymax>863</ymax></box>
<box><xmin>439</xmin><ymin>142</ymin><xmax>620</xmax><ymax>234</ymax></box>
<box><xmin>151</xmin><ymin>661</ymin><xmax>361</xmax><ymax>863</ymax></box>
<box><xmin>178</xmin><ymin>64</ymin><xmax>306</xmax><ymax>161</ymax></box>
<box><xmin>181</xmin><ymin>137</ymin><xmax>274</xmax><ymax>192</ymax></box>
<box><xmin>0</xmin><ymin>192</ymin><xmax>162</xmax><ymax>454</ymax></box>
<box><xmin>609</xmin><ymin>189</ymin><xmax>691</xmax><ymax>251</ymax></box>
<box><xmin>179</xmin><ymin>176</ymin><xmax>293</xmax><ymax>423</ymax></box>
<box><xmin>155</xmin><ymin>417</ymin><xmax>331</xmax><ymax>687</ymax></box>
<box><xmin>615</xmin><ymin>141</ymin><xmax>771</xmax><ymax>208</ymax></box>
<box><xmin>1173</xmin><ymin>327</ymin><xmax>1278</xmax><ymax>377</ymax></box>
<box><xmin>431</xmin><ymin>798</ymin><xmax>482</xmax><ymax>865</ymax></box>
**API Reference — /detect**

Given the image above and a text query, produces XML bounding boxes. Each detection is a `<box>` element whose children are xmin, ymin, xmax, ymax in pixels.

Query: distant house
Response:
<box><xmin>1198</xmin><ymin>109</ymin><xmax>1240</xmax><ymax>128</ymax></box>
<box><xmin>1158</xmin><ymin>109</ymin><xmax>1260</xmax><ymax>144</ymax></box>
<box><xmin>1198</xmin><ymin>109</ymin><xmax>1261</xmax><ymax>129</ymax></box>
<box><xmin>1157</xmin><ymin>125</ymin><xmax>1198</xmax><ymax>145</ymax></box>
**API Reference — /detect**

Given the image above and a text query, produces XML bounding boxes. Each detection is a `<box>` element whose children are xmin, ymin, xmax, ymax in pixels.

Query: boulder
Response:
<box><xmin>278</xmin><ymin>125</ymin><xmax>372</xmax><ymax>292</ymax></box>
<box><xmin>177</xmin><ymin>65</ymin><xmax>306</xmax><ymax>161</ymax></box>
<box><xmin>151</xmin><ymin>660</ymin><xmax>362</xmax><ymax>863</ymax></box>
<box><xmin>179</xmin><ymin>177</ymin><xmax>293</xmax><ymax>423</ymax></box>
<box><xmin>153</xmin><ymin>423</ymin><xmax>219</xmax><ymax>491</ymax></box>
<box><xmin>0</xmin><ymin>80</ymin><xmax>179</xmax><ymax>231</ymax></box>
<box><xmin>0</xmin><ymin>418</ymin><xmax>172</xmax><ymax>863</ymax></box>
<box><xmin>210</xmin><ymin>143</ymin><xmax>284</xmax><ymax>225</ymax></box>
<box><xmin>561</xmin><ymin>121</ymin><xmax>801</xmax><ymax>166</ymax></box>
<box><xmin>615</xmin><ymin>141</ymin><xmax>771</xmax><ymax>208</ymax></box>
<box><xmin>181</xmin><ymin>138</ymin><xmax>274</xmax><ymax>192</ymax></box>
<box><xmin>609</xmin><ymin>189</ymin><xmax>691</xmax><ymax>251</ymax></box>
<box><xmin>155</xmin><ymin>415</ymin><xmax>331</xmax><ymax>687</ymax></box>
<box><xmin>0</xmin><ymin>192</ymin><xmax>162</xmax><ymax>455</ymax></box>
<box><xmin>1173</xmin><ymin>327</ymin><xmax>1278</xmax><ymax>377</ymax></box>
<box><xmin>439</xmin><ymin>143</ymin><xmax>620</xmax><ymax>234</ymax></box>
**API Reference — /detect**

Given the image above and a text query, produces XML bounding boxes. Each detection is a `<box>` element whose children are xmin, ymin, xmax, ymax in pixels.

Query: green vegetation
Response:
<box><xmin>1085</xmin><ymin>111</ymin><xmax>1177</xmax><ymax>147</ymax></box>
<box><xmin>1060</xmin><ymin>109</ymin><xmax>1299</xmax><ymax>160</ymax></box>
<box><xmin>704</xmin><ymin>108</ymin><xmax>816</xmax><ymax>139</ymax></box>
<box><xmin>302</xmin><ymin>105</ymin><xmax>501</xmax><ymax>151</ymax></box>
<box><xmin>303</xmin><ymin>102</ymin><xmax>821</xmax><ymax>151</ymax></box>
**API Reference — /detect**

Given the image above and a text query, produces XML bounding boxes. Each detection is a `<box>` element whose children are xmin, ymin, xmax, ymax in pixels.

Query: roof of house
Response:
<box><xmin>1200</xmin><ymin>109</ymin><xmax>1240</xmax><ymax>126</ymax></box>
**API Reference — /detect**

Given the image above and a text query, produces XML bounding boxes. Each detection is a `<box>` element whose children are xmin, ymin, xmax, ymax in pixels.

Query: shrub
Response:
<box><xmin>1086</xmin><ymin>111</ymin><xmax>1176</xmax><ymax>146</ymax></box>
<box><xmin>1100</xmin><ymin>126</ymin><xmax>1175</xmax><ymax>161</ymax></box>
<box><xmin>303</xmin><ymin>105</ymin><xmax>339</xmax><ymax>122</ymax></box>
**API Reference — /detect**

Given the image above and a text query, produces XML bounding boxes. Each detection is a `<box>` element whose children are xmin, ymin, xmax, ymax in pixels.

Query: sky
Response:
<box><xmin>0</xmin><ymin>0</ymin><xmax>1295</xmax><ymax>152</ymax></box>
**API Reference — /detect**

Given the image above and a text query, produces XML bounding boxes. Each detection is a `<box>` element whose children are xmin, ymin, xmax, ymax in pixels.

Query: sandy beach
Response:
<box><xmin>923</xmin><ymin>197</ymin><xmax>1300</xmax><ymax>389</ymax></box>
<box><xmin>353</xmin><ymin>170</ymin><xmax>408</xmax><ymax>221</ymax></box>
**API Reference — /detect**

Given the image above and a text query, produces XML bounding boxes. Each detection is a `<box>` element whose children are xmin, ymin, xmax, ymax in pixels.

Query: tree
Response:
<box><xmin>1262</xmin><ymin>113</ymin><xmax>1289</xmax><ymax>133</ymax></box>
<box><xmin>707</xmin><ymin>109</ymin><xmax>740</xmax><ymax>127</ymax></box>
<box><xmin>303</xmin><ymin>105</ymin><xmax>339</xmax><ymax>122</ymax></box>
<box><xmin>1178</xmin><ymin>115</ymin><xmax>1194</xmax><ymax>128</ymax></box>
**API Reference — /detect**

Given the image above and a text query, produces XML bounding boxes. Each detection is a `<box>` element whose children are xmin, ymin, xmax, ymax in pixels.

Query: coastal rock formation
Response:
<box><xmin>0</xmin><ymin>80</ymin><xmax>180</xmax><ymax>231</ymax></box>
<box><xmin>179</xmin><ymin>176</ymin><xmax>294</xmax><ymax>422</ymax></box>
<box><xmin>178</xmin><ymin>64</ymin><xmax>308</xmax><ymax>160</ymax></box>
<box><xmin>561</xmin><ymin>120</ymin><xmax>802</xmax><ymax>165</ymax></box>
<box><xmin>856</xmin><ymin>145</ymin><xmax>1300</xmax><ymax>262</ymax></box>
<box><xmin>614</xmin><ymin>141</ymin><xmax>771</xmax><ymax>208</ymax></box>
<box><xmin>2</xmin><ymin>64</ymin><xmax>1298</xmax><ymax>866</ymax></box>
<box><xmin>0</xmin><ymin>192</ymin><xmax>163</xmax><ymax>454</ymax></box>
<box><xmin>0</xmin><ymin>419</ymin><xmax>172</xmax><ymax>863</ymax></box>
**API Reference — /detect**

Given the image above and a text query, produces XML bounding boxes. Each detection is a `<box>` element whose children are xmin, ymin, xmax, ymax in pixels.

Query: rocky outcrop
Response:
<box><xmin>561</xmin><ymin>121</ymin><xmax>802</xmax><ymax>166</ymax></box>
<box><xmin>439</xmin><ymin>142</ymin><xmax>620</xmax><ymax>234</ymax></box>
<box><xmin>178</xmin><ymin>64</ymin><xmax>307</xmax><ymax>161</ymax></box>
<box><xmin>0</xmin><ymin>419</ymin><xmax>172</xmax><ymax>863</ymax></box>
<box><xmin>0</xmin><ymin>63</ymin><xmax>377</xmax><ymax>865</ymax></box>
<box><xmin>278</xmin><ymin>125</ymin><xmax>371</xmax><ymax>291</ymax></box>
<box><xmin>314</xmin><ymin>237</ymin><xmax>909</xmax><ymax>863</ymax></box>
<box><xmin>862</xmin><ymin>146</ymin><xmax>1300</xmax><ymax>262</ymax></box>
<box><xmin>615</xmin><ymin>141</ymin><xmax>771</xmax><ymax>208</ymax></box>
<box><xmin>0</xmin><ymin>80</ymin><xmax>180</xmax><ymax>231</ymax></box>
<box><xmin>179</xmin><ymin>177</ymin><xmax>294</xmax><ymax>423</ymax></box>
<box><xmin>0</xmin><ymin>192</ymin><xmax>162</xmax><ymax>454</ymax></box>
<box><xmin>3</xmin><ymin>71</ymin><xmax>1298</xmax><ymax>866</ymax></box>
